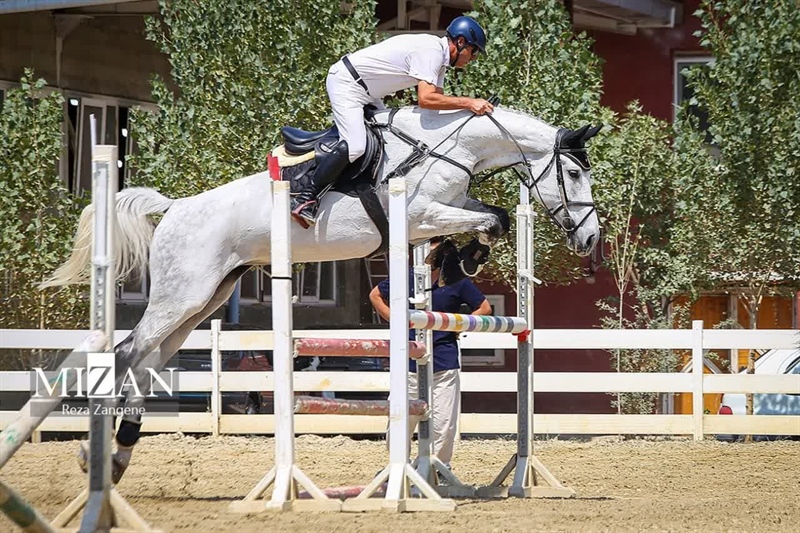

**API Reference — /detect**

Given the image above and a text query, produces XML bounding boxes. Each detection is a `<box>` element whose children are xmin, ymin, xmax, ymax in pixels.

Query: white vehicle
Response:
<box><xmin>717</xmin><ymin>348</ymin><xmax>800</xmax><ymax>441</ymax></box>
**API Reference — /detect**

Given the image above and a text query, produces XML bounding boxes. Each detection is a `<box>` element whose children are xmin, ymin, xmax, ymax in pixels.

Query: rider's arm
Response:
<box><xmin>471</xmin><ymin>299</ymin><xmax>492</xmax><ymax>316</ymax></box>
<box><xmin>417</xmin><ymin>81</ymin><xmax>494</xmax><ymax>115</ymax></box>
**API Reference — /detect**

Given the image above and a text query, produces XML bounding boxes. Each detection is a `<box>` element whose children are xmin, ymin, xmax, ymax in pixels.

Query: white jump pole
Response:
<box><xmin>229</xmin><ymin>179</ymin><xmax>339</xmax><ymax>513</ymax></box>
<box><xmin>477</xmin><ymin>184</ymin><xmax>575</xmax><ymax>499</ymax></box>
<box><xmin>52</xmin><ymin>116</ymin><xmax>159</xmax><ymax>531</ymax></box>
<box><xmin>343</xmin><ymin>178</ymin><xmax>455</xmax><ymax>512</ymax></box>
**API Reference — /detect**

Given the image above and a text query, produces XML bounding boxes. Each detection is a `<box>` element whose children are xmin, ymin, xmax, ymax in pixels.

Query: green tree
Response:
<box><xmin>684</xmin><ymin>0</ymin><xmax>800</xmax><ymax>421</ymax></box>
<box><xmin>455</xmin><ymin>0</ymin><xmax>609</xmax><ymax>286</ymax></box>
<box><xmin>590</xmin><ymin>102</ymin><xmax>718</xmax><ymax>413</ymax></box>
<box><xmin>129</xmin><ymin>0</ymin><xmax>376</xmax><ymax>195</ymax></box>
<box><xmin>0</xmin><ymin>71</ymin><xmax>88</xmax><ymax>368</ymax></box>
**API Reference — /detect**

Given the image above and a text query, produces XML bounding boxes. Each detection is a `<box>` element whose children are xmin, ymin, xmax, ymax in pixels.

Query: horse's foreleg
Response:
<box><xmin>418</xmin><ymin>201</ymin><xmax>508</xmax><ymax>244</ymax></box>
<box><xmin>417</xmin><ymin>201</ymin><xmax>511</xmax><ymax>276</ymax></box>
<box><xmin>461</xmin><ymin>198</ymin><xmax>511</xmax><ymax>241</ymax></box>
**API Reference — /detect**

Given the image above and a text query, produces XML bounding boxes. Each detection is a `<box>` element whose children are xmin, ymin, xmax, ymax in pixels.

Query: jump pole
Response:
<box><xmin>51</xmin><ymin>116</ymin><xmax>160</xmax><ymax>532</ymax></box>
<box><xmin>229</xmin><ymin>179</ymin><xmax>340</xmax><ymax>513</ymax></box>
<box><xmin>476</xmin><ymin>187</ymin><xmax>575</xmax><ymax>499</ymax></box>
<box><xmin>342</xmin><ymin>177</ymin><xmax>455</xmax><ymax>513</ymax></box>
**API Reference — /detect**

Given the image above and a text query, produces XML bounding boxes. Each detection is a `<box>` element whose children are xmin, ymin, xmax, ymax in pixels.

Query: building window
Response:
<box><xmin>674</xmin><ymin>56</ymin><xmax>713</xmax><ymax>142</ymax></box>
<box><xmin>239</xmin><ymin>263</ymin><xmax>338</xmax><ymax>306</ymax></box>
<box><xmin>460</xmin><ymin>294</ymin><xmax>507</xmax><ymax>367</ymax></box>
<box><xmin>63</xmin><ymin>94</ymin><xmax>152</xmax><ymax>198</ymax></box>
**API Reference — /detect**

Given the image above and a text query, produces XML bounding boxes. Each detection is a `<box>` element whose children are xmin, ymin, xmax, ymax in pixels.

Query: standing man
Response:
<box><xmin>292</xmin><ymin>16</ymin><xmax>494</xmax><ymax>226</ymax></box>
<box><xmin>369</xmin><ymin>237</ymin><xmax>492</xmax><ymax>472</ymax></box>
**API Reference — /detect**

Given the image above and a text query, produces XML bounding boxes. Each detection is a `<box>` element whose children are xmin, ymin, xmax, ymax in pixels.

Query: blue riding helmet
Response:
<box><xmin>446</xmin><ymin>16</ymin><xmax>487</xmax><ymax>54</ymax></box>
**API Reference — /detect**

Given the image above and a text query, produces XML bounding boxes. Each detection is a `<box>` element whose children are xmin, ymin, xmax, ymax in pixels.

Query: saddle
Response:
<box><xmin>268</xmin><ymin>107</ymin><xmax>390</xmax><ymax>255</ymax></box>
<box><xmin>273</xmin><ymin>107</ymin><xmax>383</xmax><ymax>192</ymax></box>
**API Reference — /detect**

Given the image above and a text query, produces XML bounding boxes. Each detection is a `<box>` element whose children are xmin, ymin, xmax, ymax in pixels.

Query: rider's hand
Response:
<box><xmin>468</xmin><ymin>98</ymin><xmax>494</xmax><ymax>115</ymax></box>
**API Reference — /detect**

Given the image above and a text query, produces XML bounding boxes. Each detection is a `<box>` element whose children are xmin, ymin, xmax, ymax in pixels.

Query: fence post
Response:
<box><xmin>211</xmin><ymin>319</ymin><xmax>221</xmax><ymax>437</ymax></box>
<box><xmin>691</xmin><ymin>320</ymin><xmax>704</xmax><ymax>441</ymax></box>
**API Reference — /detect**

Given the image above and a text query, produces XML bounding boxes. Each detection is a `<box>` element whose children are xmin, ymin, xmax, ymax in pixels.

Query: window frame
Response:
<box><xmin>673</xmin><ymin>55</ymin><xmax>714</xmax><ymax>120</ymax></box>
<box><xmin>460</xmin><ymin>294</ymin><xmax>507</xmax><ymax>367</ymax></box>
<box><xmin>239</xmin><ymin>263</ymin><xmax>339</xmax><ymax>307</ymax></box>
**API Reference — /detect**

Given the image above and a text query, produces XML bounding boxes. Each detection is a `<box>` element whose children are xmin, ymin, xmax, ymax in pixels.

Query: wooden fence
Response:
<box><xmin>1</xmin><ymin>322</ymin><xmax>798</xmax><ymax>440</ymax></box>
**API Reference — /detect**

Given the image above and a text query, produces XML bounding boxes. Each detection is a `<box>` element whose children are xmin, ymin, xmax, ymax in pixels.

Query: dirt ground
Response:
<box><xmin>2</xmin><ymin>434</ymin><xmax>798</xmax><ymax>533</ymax></box>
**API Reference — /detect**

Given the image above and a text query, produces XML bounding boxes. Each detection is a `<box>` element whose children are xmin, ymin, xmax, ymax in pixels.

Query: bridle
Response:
<box><xmin>375</xmin><ymin>106</ymin><xmax>596</xmax><ymax>238</ymax></box>
<box><xmin>479</xmin><ymin>117</ymin><xmax>596</xmax><ymax>238</ymax></box>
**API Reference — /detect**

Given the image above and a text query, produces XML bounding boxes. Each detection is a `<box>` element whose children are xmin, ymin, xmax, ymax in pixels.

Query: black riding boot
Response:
<box><xmin>291</xmin><ymin>140</ymin><xmax>350</xmax><ymax>227</ymax></box>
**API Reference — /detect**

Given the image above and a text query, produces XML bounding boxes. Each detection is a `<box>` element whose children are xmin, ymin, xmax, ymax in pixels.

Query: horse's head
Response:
<box><xmin>528</xmin><ymin>124</ymin><xmax>602</xmax><ymax>256</ymax></box>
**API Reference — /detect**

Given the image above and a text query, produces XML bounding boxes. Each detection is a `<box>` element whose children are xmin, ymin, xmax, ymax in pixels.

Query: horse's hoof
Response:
<box><xmin>112</xmin><ymin>446</ymin><xmax>133</xmax><ymax>484</ymax></box>
<box><xmin>75</xmin><ymin>440</ymin><xmax>132</xmax><ymax>484</ymax></box>
<box><xmin>459</xmin><ymin>238</ymin><xmax>491</xmax><ymax>277</ymax></box>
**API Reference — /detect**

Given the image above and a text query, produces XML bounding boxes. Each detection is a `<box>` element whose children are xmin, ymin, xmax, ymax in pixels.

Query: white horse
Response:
<box><xmin>43</xmin><ymin>105</ymin><xmax>601</xmax><ymax>479</ymax></box>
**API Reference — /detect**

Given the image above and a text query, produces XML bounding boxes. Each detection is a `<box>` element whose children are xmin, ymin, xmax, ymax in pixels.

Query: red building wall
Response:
<box><xmin>588</xmin><ymin>0</ymin><xmax>705</xmax><ymax>122</ymax></box>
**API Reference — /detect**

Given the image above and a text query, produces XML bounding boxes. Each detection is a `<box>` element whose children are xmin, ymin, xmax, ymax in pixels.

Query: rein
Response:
<box><xmin>374</xmin><ymin>104</ymin><xmax>596</xmax><ymax>238</ymax></box>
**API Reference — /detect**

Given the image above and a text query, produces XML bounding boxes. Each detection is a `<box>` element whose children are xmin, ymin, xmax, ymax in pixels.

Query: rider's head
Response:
<box><xmin>446</xmin><ymin>16</ymin><xmax>486</xmax><ymax>68</ymax></box>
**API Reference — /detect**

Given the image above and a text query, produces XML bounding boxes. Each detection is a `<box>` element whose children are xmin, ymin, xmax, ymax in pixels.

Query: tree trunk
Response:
<box><xmin>744</xmin><ymin>295</ymin><xmax>759</xmax><ymax>442</ymax></box>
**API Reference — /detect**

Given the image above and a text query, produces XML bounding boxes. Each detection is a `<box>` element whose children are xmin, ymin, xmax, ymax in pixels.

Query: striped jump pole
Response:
<box><xmin>293</xmin><ymin>338</ymin><xmax>426</xmax><ymax>359</ymax></box>
<box><xmin>409</xmin><ymin>310</ymin><xmax>528</xmax><ymax>334</ymax></box>
<box><xmin>294</xmin><ymin>396</ymin><xmax>428</xmax><ymax>417</ymax></box>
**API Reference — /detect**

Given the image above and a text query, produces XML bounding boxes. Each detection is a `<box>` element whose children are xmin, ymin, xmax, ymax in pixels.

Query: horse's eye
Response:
<box><xmin>568</xmin><ymin>169</ymin><xmax>580</xmax><ymax>179</ymax></box>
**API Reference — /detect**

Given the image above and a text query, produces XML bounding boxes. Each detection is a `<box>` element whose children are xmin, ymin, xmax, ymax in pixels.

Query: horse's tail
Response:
<box><xmin>41</xmin><ymin>187</ymin><xmax>174</xmax><ymax>288</ymax></box>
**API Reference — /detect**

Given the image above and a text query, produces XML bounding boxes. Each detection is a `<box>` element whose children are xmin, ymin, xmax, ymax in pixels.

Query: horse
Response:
<box><xmin>41</xmin><ymin>105</ymin><xmax>601</xmax><ymax>480</ymax></box>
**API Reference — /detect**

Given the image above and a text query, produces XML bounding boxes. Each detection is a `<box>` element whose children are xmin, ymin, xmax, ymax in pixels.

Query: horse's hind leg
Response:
<box><xmin>108</xmin><ymin>266</ymin><xmax>249</xmax><ymax>482</ymax></box>
<box><xmin>77</xmin><ymin>257</ymin><xmax>244</xmax><ymax>479</ymax></box>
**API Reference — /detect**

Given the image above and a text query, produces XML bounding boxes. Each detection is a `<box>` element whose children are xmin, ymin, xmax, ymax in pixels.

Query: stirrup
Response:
<box><xmin>291</xmin><ymin>200</ymin><xmax>317</xmax><ymax>228</ymax></box>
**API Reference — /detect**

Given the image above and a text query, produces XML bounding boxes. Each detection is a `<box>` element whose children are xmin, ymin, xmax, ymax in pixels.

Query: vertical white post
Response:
<box><xmin>691</xmin><ymin>320</ymin><xmax>705</xmax><ymax>441</ymax></box>
<box><xmin>81</xmin><ymin>115</ymin><xmax>117</xmax><ymax>531</ymax></box>
<box><xmin>412</xmin><ymin>243</ymin><xmax>433</xmax><ymax>481</ymax></box>
<box><xmin>230</xmin><ymin>175</ymin><xmax>337</xmax><ymax>513</ymax></box>
<box><xmin>510</xmin><ymin>201</ymin><xmax>534</xmax><ymax>497</ymax></box>
<box><xmin>210</xmin><ymin>319</ymin><xmax>221</xmax><ymax>437</ymax></box>
<box><xmin>270</xmin><ymin>180</ymin><xmax>296</xmax><ymax>507</ymax></box>
<box><xmin>386</xmin><ymin>178</ymin><xmax>410</xmax><ymax>502</ymax></box>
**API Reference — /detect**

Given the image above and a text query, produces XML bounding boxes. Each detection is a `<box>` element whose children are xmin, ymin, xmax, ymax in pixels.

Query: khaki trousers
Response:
<box><xmin>387</xmin><ymin>368</ymin><xmax>461</xmax><ymax>466</ymax></box>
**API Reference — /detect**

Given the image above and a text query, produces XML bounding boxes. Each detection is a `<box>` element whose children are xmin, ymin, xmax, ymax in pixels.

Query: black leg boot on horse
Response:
<box><xmin>291</xmin><ymin>140</ymin><xmax>350</xmax><ymax>228</ymax></box>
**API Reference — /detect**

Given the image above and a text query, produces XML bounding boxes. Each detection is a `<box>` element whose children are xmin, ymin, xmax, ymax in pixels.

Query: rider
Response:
<box><xmin>291</xmin><ymin>15</ymin><xmax>495</xmax><ymax>226</ymax></box>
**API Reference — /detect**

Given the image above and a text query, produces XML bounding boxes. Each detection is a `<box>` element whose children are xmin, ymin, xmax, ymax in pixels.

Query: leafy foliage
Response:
<box><xmin>683</xmin><ymin>0</ymin><xmax>800</xmax><ymax>317</ymax></box>
<box><xmin>454</xmin><ymin>0</ymin><xmax>608</xmax><ymax>287</ymax></box>
<box><xmin>0</xmin><ymin>71</ymin><xmax>88</xmax><ymax>367</ymax></box>
<box><xmin>128</xmin><ymin>0</ymin><xmax>377</xmax><ymax>196</ymax></box>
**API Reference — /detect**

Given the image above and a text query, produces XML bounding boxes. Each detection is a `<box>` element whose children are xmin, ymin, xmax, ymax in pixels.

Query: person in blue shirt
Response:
<box><xmin>369</xmin><ymin>237</ymin><xmax>491</xmax><ymax>470</ymax></box>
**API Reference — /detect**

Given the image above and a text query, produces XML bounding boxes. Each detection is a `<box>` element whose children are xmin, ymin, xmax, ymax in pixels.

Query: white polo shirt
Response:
<box><xmin>345</xmin><ymin>34</ymin><xmax>449</xmax><ymax>98</ymax></box>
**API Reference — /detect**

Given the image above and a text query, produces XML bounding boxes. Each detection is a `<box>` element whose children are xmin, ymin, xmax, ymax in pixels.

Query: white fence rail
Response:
<box><xmin>1</xmin><ymin>324</ymin><xmax>798</xmax><ymax>440</ymax></box>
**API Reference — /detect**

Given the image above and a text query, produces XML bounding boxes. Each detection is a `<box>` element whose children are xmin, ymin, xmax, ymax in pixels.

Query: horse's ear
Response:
<box><xmin>581</xmin><ymin>124</ymin><xmax>603</xmax><ymax>143</ymax></box>
<box><xmin>560</xmin><ymin>125</ymin><xmax>590</xmax><ymax>147</ymax></box>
